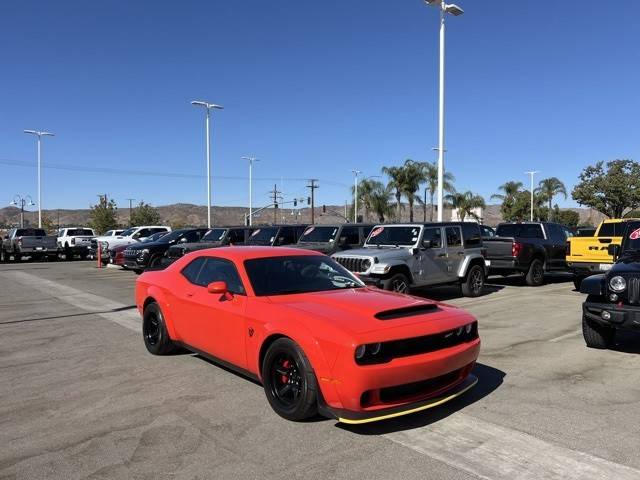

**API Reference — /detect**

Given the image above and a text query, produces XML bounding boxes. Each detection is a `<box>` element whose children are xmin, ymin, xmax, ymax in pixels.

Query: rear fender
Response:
<box><xmin>457</xmin><ymin>253</ymin><xmax>486</xmax><ymax>278</ymax></box>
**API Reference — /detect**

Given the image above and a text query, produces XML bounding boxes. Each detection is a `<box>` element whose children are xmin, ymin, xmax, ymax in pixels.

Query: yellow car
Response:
<box><xmin>567</xmin><ymin>218</ymin><xmax>639</xmax><ymax>289</ymax></box>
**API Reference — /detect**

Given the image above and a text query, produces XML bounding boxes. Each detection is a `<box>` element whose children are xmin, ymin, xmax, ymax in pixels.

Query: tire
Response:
<box><xmin>148</xmin><ymin>255</ymin><xmax>163</xmax><ymax>268</ymax></box>
<box><xmin>64</xmin><ymin>244</ymin><xmax>72</xmax><ymax>260</ymax></box>
<box><xmin>582</xmin><ymin>313</ymin><xmax>614</xmax><ymax>349</ymax></box>
<box><xmin>142</xmin><ymin>302</ymin><xmax>175</xmax><ymax>355</ymax></box>
<box><xmin>381</xmin><ymin>272</ymin><xmax>411</xmax><ymax>294</ymax></box>
<box><xmin>573</xmin><ymin>276</ymin><xmax>585</xmax><ymax>291</ymax></box>
<box><xmin>133</xmin><ymin>269</ymin><xmax>143</xmax><ymax>275</ymax></box>
<box><xmin>462</xmin><ymin>264</ymin><xmax>485</xmax><ymax>297</ymax></box>
<box><xmin>525</xmin><ymin>259</ymin><xmax>545</xmax><ymax>287</ymax></box>
<box><xmin>262</xmin><ymin>338</ymin><xmax>318</xmax><ymax>421</ymax></box>
<box><xmin>0</xmin><ymin>249</ymin><xmax>9</xmax><ymax>263</ymax></box>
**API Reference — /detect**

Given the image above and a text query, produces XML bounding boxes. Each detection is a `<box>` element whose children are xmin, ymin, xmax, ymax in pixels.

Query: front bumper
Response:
<box><xmin>123</xmin><ymin>255</ymin><xmax>148</xmax><ymax>269</ymax></box>
<box><xmin>583</xmin><ymin>301</ymin><xmax>640</xmax><ymax>330</ymax></box>
<box><xmin>328</xmin><ymin>374</ymin><xmax>477</xmax><ymax>424</ymax></box>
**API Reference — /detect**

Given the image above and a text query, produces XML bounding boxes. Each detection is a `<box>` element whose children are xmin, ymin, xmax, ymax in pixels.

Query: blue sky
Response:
<box><xmin>1</xmin><ymin>0</ymin><xmax>639</xmax><ymax>211</ymax></box>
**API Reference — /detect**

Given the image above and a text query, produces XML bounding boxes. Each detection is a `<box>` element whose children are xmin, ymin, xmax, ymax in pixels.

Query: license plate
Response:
<box><xmin>599</xmin><ymin>264</ymin><xmax>612</xmax><ymax>271</ymax></box>
<box><xmin>484</xmin><ymin>260</ymin><xmax>491</xmax><ymax>266</ymax></box>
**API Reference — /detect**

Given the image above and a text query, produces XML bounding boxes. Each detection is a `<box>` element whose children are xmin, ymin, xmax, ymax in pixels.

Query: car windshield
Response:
<box><xmin>621</xmin><ymin>223</ymin><xmax>640</xmax><ymax>253</ymax></box>
<box><xmin>496</xmin><ymin>224</ymin><xmax>544</xmax><ymax>239</ymax></box>
<box><xmin>154</xmin><ymin>230</ymin><xmax>187</xmax><ymax>243</ymax></box>
<box><xmin>202</xmin><ymin>228</ymin><xmax>227</xmax><ymax>242</ymax></box>
<box><xmin>244</xmin><ymin>255</ymin><xmax>364</xmax><ymax>296</ymax></box>
<box><xmin>16</xmin><ymin>229</ymin><xmax>47</xmax><ymax>237</ymax></box>
<box><xmin>298</xmin><ymin>226</ymin><xmax>338</xmax><ymax>243</ymax></box>
<box><xmin>365</xmin><ymin>226</ymin><xmax>421</xmax><ymax>247</ymax></box>
<box><xmin>246</xmin><ymin>227</ymin><xmax>279</xmax><ymax>245</ymax></box>
<box><xmin>143</xmin><ymin>232</ymin><xmax>167</xmax><ymax>243</ymax></box>
<box><xmin>120</xmin><ymin>228</ymin><xmax>136</xmax><ymax>237</ymax></box>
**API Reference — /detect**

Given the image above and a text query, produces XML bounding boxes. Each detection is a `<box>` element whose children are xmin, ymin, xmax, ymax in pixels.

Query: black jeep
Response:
<box><xmin>580</xmin><ymin>220</ymin><xmax>640</xmax><ymax>349</ymax></box>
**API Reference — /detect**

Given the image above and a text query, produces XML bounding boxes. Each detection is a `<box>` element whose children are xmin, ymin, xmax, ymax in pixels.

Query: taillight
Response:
<box><xmin>512</xmin><ymin>242</ymin><xmax>522</xmax><ymax>257</ymax></box>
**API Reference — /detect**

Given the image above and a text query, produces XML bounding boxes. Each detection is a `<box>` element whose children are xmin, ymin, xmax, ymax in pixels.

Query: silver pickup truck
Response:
<box><xmin>332</xmin><ymin>222</ymin><xmax>487</xmax><ymax>297</ymax></box>
<box><xmin>1</xmin><ymin>228</ymin><xmax>58</xmax><ymax>262</ymax></box>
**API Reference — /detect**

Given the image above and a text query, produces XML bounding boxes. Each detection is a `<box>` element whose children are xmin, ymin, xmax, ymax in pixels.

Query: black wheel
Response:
<box><xmin>64</xmin><ymin>244</ymin><xmax>72</xmax><ymax>260</ymax></box>
<box><xmin>582</xmin><ymin>313</ymin><xmax>614</xmax><ymax>349</ymax></box>
<box><xmin>142</xmin><ymin>302</ymin><xmax>175</xmax><ymax>355</ymax></box>
<box><xmin>573</xmin><ymin>276</ymin><xmax>586</xmax><ymax>291</ymax></box>
<box><xmin>381</xmin><ymin>273</ymin><xmax>411</xmax><ymax>294</ymax></box>
<box><xmin>133</xmin><ymin>269</ymin><xmax>143</xmax><ymax>275</ymax></box>
<box><xmin>0</xmin><ymin>249</ymin><xmax>9</xmax><ymax>263</ymax></box>
<box><xmin>462</xmin><ymin>265</ymin><xmax>485</xmax><ymax>297</ymax></box>
<box><xmin>262</xmin><ymin>338</ymin><xmax>318</xmax><ymax>421</ymax></box>
<box><xmin>525</xmin><ymin>259</ymin><xmax>545</xmax><ymax>286</ymax></box>
<box><xmin>148</xmin><ymin>255</ymin><xmax>164</xmax><ymax>268</ymax></box>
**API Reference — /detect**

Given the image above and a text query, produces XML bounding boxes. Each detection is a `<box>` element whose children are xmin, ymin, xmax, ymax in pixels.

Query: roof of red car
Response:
<box><xmin>192</xmin><ymin>246</ymin><xmax>324</xmax><ymax>261</ymax></box>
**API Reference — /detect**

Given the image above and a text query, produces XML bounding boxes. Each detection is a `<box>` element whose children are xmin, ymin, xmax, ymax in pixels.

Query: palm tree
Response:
<box><xmin>399</xmin><ymin>159</ymin><xmax>426</xmax><ymax>223</ymax></box>
<box><xmin>446</xmin><ymin>191</ymin><xmax>486</xmax><ymax>221</ymax></box>
<box><xmin>351</xmin><ymin>178</ymin><xmax>384</xmax><ymax>222</ymax></box>
<box><xmin>536</xmin><ymin>177</ymin><xmax>567</xmax><ymax>221</ymax></box>
<box><xmin>422</xmin><ymin>161</ymin><xmax>456</xmax><ymax>221</ymax></box>
<box><xmin>381</xmin><ymin>165</ymin><xmax>405</xmax><ymax>221</ymax></box>
<box><xmin>491</xmin><ymin>181</ymin><xmax>523</xmax><ymax>203</ymax></box>
<box><xmin>369</xmin><ymin>184</ymin><xmax>394</xmax><ymax>222</ymax></box>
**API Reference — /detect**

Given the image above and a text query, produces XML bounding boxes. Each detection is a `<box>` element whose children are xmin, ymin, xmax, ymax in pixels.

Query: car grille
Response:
<box><xmin>334</xmin><ymin>256</ymin><xmax>370</xmax><ymax>273</ymax></box>
<box><xmin>90</xmin><ymin>239</ymin><xmax>98</xmax><ymax>249</ymax></box>
<box><xmin>378</xmin><ymin>369</ymin><xmax>463</xmax><ymax>404</ymax></box>
<box><xmin>628</xmin><ymin>277</ymin><xmax>640</xmax><ymax>304</ymax></box>
<box><xmin>356</xmin><ymin>322</ymin><xmax>478</xmax><ymax>365</ymax></box>
<box><xmin>123</xmin><ymin>249</ymin><xmax>138</xmax><ymax>257</ymax></box>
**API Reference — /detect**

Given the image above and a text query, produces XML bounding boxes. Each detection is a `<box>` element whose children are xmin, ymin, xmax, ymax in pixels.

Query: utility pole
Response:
<box><xmin>270</xmin><ymin>184</ymin><xmax>282</xmax><ymax>224</ymax></box>
<box><xmin>351</xmin><ymin>170</ymin><xmax>362</xmax><ymax>223</ymax></box>
<box><xmin>307</xmin><ymin>179</ymin><xmax>319</xmax><ymax>225</ymax></box>
<box><xmin>525</xmin><ymin>171</ymin><xmax>539</xmax><ymax>222</ymax></box>
<box><xmin>126</xmin><ymin>198</ymin><xmax>135</xmax><ymax>226</ymax></box>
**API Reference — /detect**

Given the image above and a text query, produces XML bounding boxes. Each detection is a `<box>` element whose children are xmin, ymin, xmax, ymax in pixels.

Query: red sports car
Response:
<box><xmin>136</xmin><ymin>247</ymin><xmax>480</xmax><ymax>424</ymax></box>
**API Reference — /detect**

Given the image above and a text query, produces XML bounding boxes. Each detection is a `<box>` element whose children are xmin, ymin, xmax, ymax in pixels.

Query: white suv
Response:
<box><xmin>95</xmin><ymin>226</ymin><xmax>172</xmax><ymax>253</ymax></box>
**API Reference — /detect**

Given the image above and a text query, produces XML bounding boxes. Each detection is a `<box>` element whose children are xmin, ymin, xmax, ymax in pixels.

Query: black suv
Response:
<box><xmin>166</xmin><ymin>226</ymin><xmax>253</xmax><ymax>262</ymax></box>
<box><xmin>244</xmin><ymin>225</ymin><xmax>308</xmax><ymax>247</ymax></box>
<box><xmin>123</xmin><ymin>228</ymin><xmax>208</xmax><ymax>273</ymax></box>
<box><xmin>580</xmin><ymin>221</ymin><xmax>640</xmax><ymax>349</ymax></box>
<box><xmin>294</xmin><ymin>224</ymin><xmax>374</xmax><ymax>255</ymax></box>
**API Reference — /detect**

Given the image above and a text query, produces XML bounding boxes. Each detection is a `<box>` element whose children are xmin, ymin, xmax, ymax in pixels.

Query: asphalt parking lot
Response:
<box><xmin>1</xmin><ymin>261</ymin><xmax>640</xmax><ymax>480</ymax></box>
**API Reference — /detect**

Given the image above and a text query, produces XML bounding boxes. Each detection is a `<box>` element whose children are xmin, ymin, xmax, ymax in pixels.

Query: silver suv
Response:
<box><xmin>332</xmin><ymin>223</ymin><xmax>487</xmax><ymax>297</ymax></box>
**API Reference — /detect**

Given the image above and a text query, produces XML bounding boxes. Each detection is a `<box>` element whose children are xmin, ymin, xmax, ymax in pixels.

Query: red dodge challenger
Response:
<box><xmin>136</xmin><ymin>247</ymin><xmax>480</xmax><ymax>424</ymax></box>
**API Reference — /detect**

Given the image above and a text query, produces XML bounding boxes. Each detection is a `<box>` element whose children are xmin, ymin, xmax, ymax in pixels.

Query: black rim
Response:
<box><xmin>470</xmin><ymin>269</ymin><xmax>483</xmax><ymax>294</ymax></box>
<box><xmin>144</xmin><ymin>312</ymin><xmax>161</xmax><ymax>346</ymax></box>
<box><xmin>533</xmin><ymin>263</ymin><xmax>543</xmax><ymax>283</ymax></box>
<box><xmin>392</xmin><ymin>278</ymin><xmax>409</xmax><ymax>293</ymax></box>
<box><xmin>269</xmin><ymin>352</ymin><xmax>303</xmax><ymax>408</ymax></box>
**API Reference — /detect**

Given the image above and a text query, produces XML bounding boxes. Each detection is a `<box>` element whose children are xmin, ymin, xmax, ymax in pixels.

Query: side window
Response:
<box><xmin>181</xmin><ymin>257</ymin><xmax>206</xmax><ymax>284</ymax></box>
<box><xmin>136</xmin><ymin>228</ymin><xmax>151</xmax><ymax>238</ymax></box>
<box><xmin>445</xmin><ymin>227</ymin><xmax>462</xmax><ymax>247</ymax></box>
<box><xmin>562</xmin><ymin>227</ymin><xmax>574</xmax><ymax>239</ymax></box>
<box><xmin>182</xmin><ymin>230</ymin><xmax>201</xmax><ymax>243</ymax></box>
<box><xmin>340</xmin><ymin>227</ymin><xmax>360</xmax><ymax>245</ymax></box>
<box><xmin>227</xmin><ymin>229</ymin><xmax>244</xmax><ymax>244</ymax></box>
<box><xmin>523</xmin><ymin>224</ymin><xmax>544</xmax><ymax>239</ymax></box>
<box><xmin>461</xmin><ymin>223</ymin><xmax>482</xmax><ymax>247</ymax></box>
<box><xmin>547</xmin><ymin>224</ymin><xmax>564</xmax><ymax>242</ymax></box>
<box><xmin>361</xmin><ymin>226</ymin><xmax>374</xmax><ymax>242</ymax></box>
<box><xmin>151</xmin><ymin>228</ymin><xmax>167</xmax><ymax>235</ymax></box>
<box><xmin>277</xmin><ymin>227</ymin><xmax>296</xmax><ymax>245</ymax></box>
<box><xmin>196</xmin><ymin>258</ymin><xmax>245</xmax><ymax>295</ymax></box>
<box><xmin>423</xmin><ymin>227</ymin><xmax>443</xmax><ymax>248</ymax></box>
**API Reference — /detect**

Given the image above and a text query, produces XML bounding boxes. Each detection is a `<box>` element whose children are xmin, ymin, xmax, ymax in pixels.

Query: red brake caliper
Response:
<box><xmin>280</xmin><ymin>359</ymin><xmax>290</xmax><ymax>384</ymax></box>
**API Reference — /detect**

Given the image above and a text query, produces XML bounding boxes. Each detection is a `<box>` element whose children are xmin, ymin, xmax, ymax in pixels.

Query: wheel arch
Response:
<box><xmin>141</xmin><ymin>286</ymin><xmax>179</xmax><ymax>339</ymax></box>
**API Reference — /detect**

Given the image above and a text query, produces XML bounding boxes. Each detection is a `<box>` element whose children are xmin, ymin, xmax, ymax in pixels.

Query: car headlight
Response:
<box><xmin>371</xmin><ymin>264</ymin><xmax>391</xmax><ymax>274</ymax></box>
<box><xmin>361</xmin><ymin>259</ymin><xmax>372</xmax><ymax>270</ymax></box>
<box><xmin>354</xmin><ymin>343</ymin><xmax>383</xmax><ymax>363</ymax></box>
<box><xmin>141</xmin><ymin>248</ymin><xmax>150</xmax><ymax>255</ymax></box>
<box><xmin>609</xmin><ymin>276</ymin><xmax>626</xmax><ymax>292</ymax></box>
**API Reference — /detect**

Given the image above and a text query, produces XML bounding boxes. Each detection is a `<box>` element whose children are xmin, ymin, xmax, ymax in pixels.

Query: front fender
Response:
<box><xmin>142</xmin><ymin>285</ymin><xmax>181</xmax><ymax>340</ymax></box>
<box><xmin>580</xmin><ymin>274</ymin><xmax>606</xmax><ymax>296</ymax></box>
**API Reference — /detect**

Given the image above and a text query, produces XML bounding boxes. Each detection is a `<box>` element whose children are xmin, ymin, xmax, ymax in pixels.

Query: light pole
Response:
<box><xmin>424</xmin><ymin>0</ymin><xmax>463</xmax><ymax>222</ymax></box>
<box><xmin>351</xmin><ymin>170</ymin><xmax>362</xmax><ymax>223</ymax></box>
<box><xmin>525</xmin><ymin>171</ymin><xmax>539</xmax><ymax>221</ymax></box>
<box><xmin>10</xmin><ymin>195</ymin><xmax>35</xmax><ymax>228</ymax></box>
<box><xmin>24</xmin><ymin>130</ymin><xmax>54</xmax><ymax>228</ymax></box>
<box><xmin>241</xmin><ymin>156</ymin><xmax>260</xmax><ymax>226</ymax></box>
<box><xmin>191</xmin><ymin>100</ymin><xmax>223</xmax><ymax>228</ymax></box>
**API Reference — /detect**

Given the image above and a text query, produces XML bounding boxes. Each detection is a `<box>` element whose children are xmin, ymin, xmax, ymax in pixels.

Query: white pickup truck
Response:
<box><xmin>93</xmin><ymin>226</ymin><xmax>172</xmax><ymax>265</ymax></box>
<box><xmin>57</xmin><ymin>227</ymin><xmax>96</xmax><ymax>259</ymax></box>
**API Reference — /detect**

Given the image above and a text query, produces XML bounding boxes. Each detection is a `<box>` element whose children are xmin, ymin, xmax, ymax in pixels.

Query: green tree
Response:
<box><xmin>572</xmin><ymin>159</ymin><xmax>640</xmax><ymax>218</ymax></box>
<box><xmin>381</xmin><ymin>165</ymin><xmax>405</xmax><ymax>221</ymax></box>
<box><xmin>369</xmin><ymin>184</ymin><xmax>394</xmax><ymax>222</ymax></box>
<box><xmin>421</xmin><ymin>161</ymin><xmax>456</xmax><ymax>222</ymax></box>
<box><xmin>501</xmin><ymin>190</ymin><xmax>545</xmax><ymax>221</ymax></box>
<box><xmin>130</xmin><ymin>201</ymin><xmax>161</xmax><ymax>226</ymax></box>
<box><xmin>552</xmin><ymin>206</ymin><xmax>580</xmax><ymax>227</ymax></box>
<box><xmin>399</xmin><ymin>159</ymin><xmax>426</xmax><ymax>223</ymax></box>
<box><xmin>41</xmin><ymin>214</ymin><xmax>56</xmax><ymax>234</ymax></box>
<box><xmin>491</xmin><ymin>181</ymin><xmax>524</xmax><ymax>221</ymax></box>
<box><xmin>88</xmin><ymin>199</ymin><xmax>118</xmax><ymax>234</ymax></box>
<box><xmin>536</xmin><ymin>177</ymin><xmax>567</xmax><ymax>221</ymax></box>
<box><xmin>352</xmin><ymin>178</ymin><xmax>385</xmax><ymax>222</ymax></box>
<box><xmin>445</xmin><ymin>191</ymin><xmax>486</xmax><ymax>221</ymax></box>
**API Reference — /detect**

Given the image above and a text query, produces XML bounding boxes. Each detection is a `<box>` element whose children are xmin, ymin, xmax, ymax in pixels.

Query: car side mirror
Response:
<box><xmin>180</xmin><ymin>237</ymin><xmax>188</xmax><ymax>243</ymax></box>
<box><xmin>421</xmin><ymin>240</ymin><xmax>432</xmax><ymax>250</ymax></box>
<box><xmin>608</xmin><ymin>244</ymin><xmax>620</xmax><ymax>259</ymax></box>
<box><xmin>207</xmin><ymin>281</ymin><xmax>228</xmax><ymax>294</ymax></box>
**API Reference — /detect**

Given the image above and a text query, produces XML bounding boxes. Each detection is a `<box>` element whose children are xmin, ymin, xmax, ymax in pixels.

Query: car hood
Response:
<box><xmin>333</xmin><ymin>246</ymin><xmax>413</xmax><ymax>262</ymax></box>
<box><xmin>265</xmin><ymin>287</ymin><xmax>472</xmax><ymax>336</ymax></box>
<box><xmin>610</xmin><ymin>257</ymin><xmax>640</xmax><ymax>275</ymax></box>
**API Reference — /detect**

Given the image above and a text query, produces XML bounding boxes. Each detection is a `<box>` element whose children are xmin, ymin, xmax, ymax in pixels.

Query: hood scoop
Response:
<box><xmin>374</xmin><ymin>304</ymin><xmax>440</xmax><ymax>320</ymax></box>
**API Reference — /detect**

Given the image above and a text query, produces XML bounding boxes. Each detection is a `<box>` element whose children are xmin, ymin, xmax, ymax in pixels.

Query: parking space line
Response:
<box><xmin>1</xmin><ymin>270</ymin><xmax>140</xmax><ymax>332</ymax></box>
<box><xmin>385</xmin><ymin>413</ymin><xmax>640</xmax><ymax>480</ymax></box>
<box><xmin>548</xmin><ymin>329</ymin><xmax>582</xmax><ymax>343</ymax></box>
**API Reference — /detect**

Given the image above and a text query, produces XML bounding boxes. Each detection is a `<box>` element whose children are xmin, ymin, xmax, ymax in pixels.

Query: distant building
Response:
<box><xmin>450</xmin><ymin>207</ymin><xmax>483</xmax><ymax>223</ymax></box>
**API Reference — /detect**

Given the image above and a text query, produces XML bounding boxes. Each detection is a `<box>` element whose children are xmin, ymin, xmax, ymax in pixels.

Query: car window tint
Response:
<box><xmin>461</xmin><ymin>223</ymin><xmax>482</xmax><ymax>247</ymax></box>
<box><xmin>547</xmin><ymin>224</ymin><xmax>564</xmax><ymax>242</ymax></box>
<box><xmin>445</xmin><ymin>227</ymin><xmax>462</xmax><ymax>247</ymax></box>
<box><xmin>341</xmin><ymin>227</ymin><xmax>360</xmax><ymax>245</ymax></box>
<box><xmin>423</xmin><ymin>227</ymin><xmax>442</xmax><ymax>248</ymax></box>
<box><xmin>598</xmin><ymin>222</ymin><xmax>625</xmax><ymax>237</ymax></box>
<box><xmin>361</xmin><ymin>226</ymin><xmax>374</xmax><ymax>240</ymax></box>
<box><xmin>181</xmin><ymin>257</ymin><xmax>206</xmax><ymax>284</ymax></box>
<box><xmin>277</xmin><ymin>227</ymin><xmax>296</xmax><ymax>245</ymax></box>
<box><xmin>196</xmin><ymin>258</ymin><xmax>245</xmax><ymax>295</ymax></box>
<box><xmin>181</xmin><ymin>230</ymin><xmax>202</xmax><ymax>243</ymax></box>
<box><xmin>136</xmin><ymin>229</ymin><xmax>151</xmax><ymax>237</ymax></box>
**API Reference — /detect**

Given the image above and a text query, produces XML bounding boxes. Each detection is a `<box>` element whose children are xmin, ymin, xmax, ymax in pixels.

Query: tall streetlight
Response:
<box><xmin>24</xmin><ymin>130</ymin><xmax>54</xmax><ymax>228</ymax></box>
<box><xmin>424</xmin><ymin>0</ymin><xmax>463</xmax><ymax>222</ymax></box>
<box><xmin>10</xmin><ymin>195</ymin><xmax>35</xmax><ymax>228</ymax></box>
<box><xmin>525</xmin><ymin>171</ymin><xmax>539</xmax><ymax>221</ymax></box>
<box><xmin>191</xmin><ymin>100</ymin><xmax>223</xmax><ymax>228</ymax></box>
<box><xmin>241</xmin><ymin>156</ymin><xmax>260</xmax><ymax>226</ymax></box>
<box><xmin>351</xmin><ymin>170</ymin><xmax>362</xmax><ymax>223</ymax></box>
